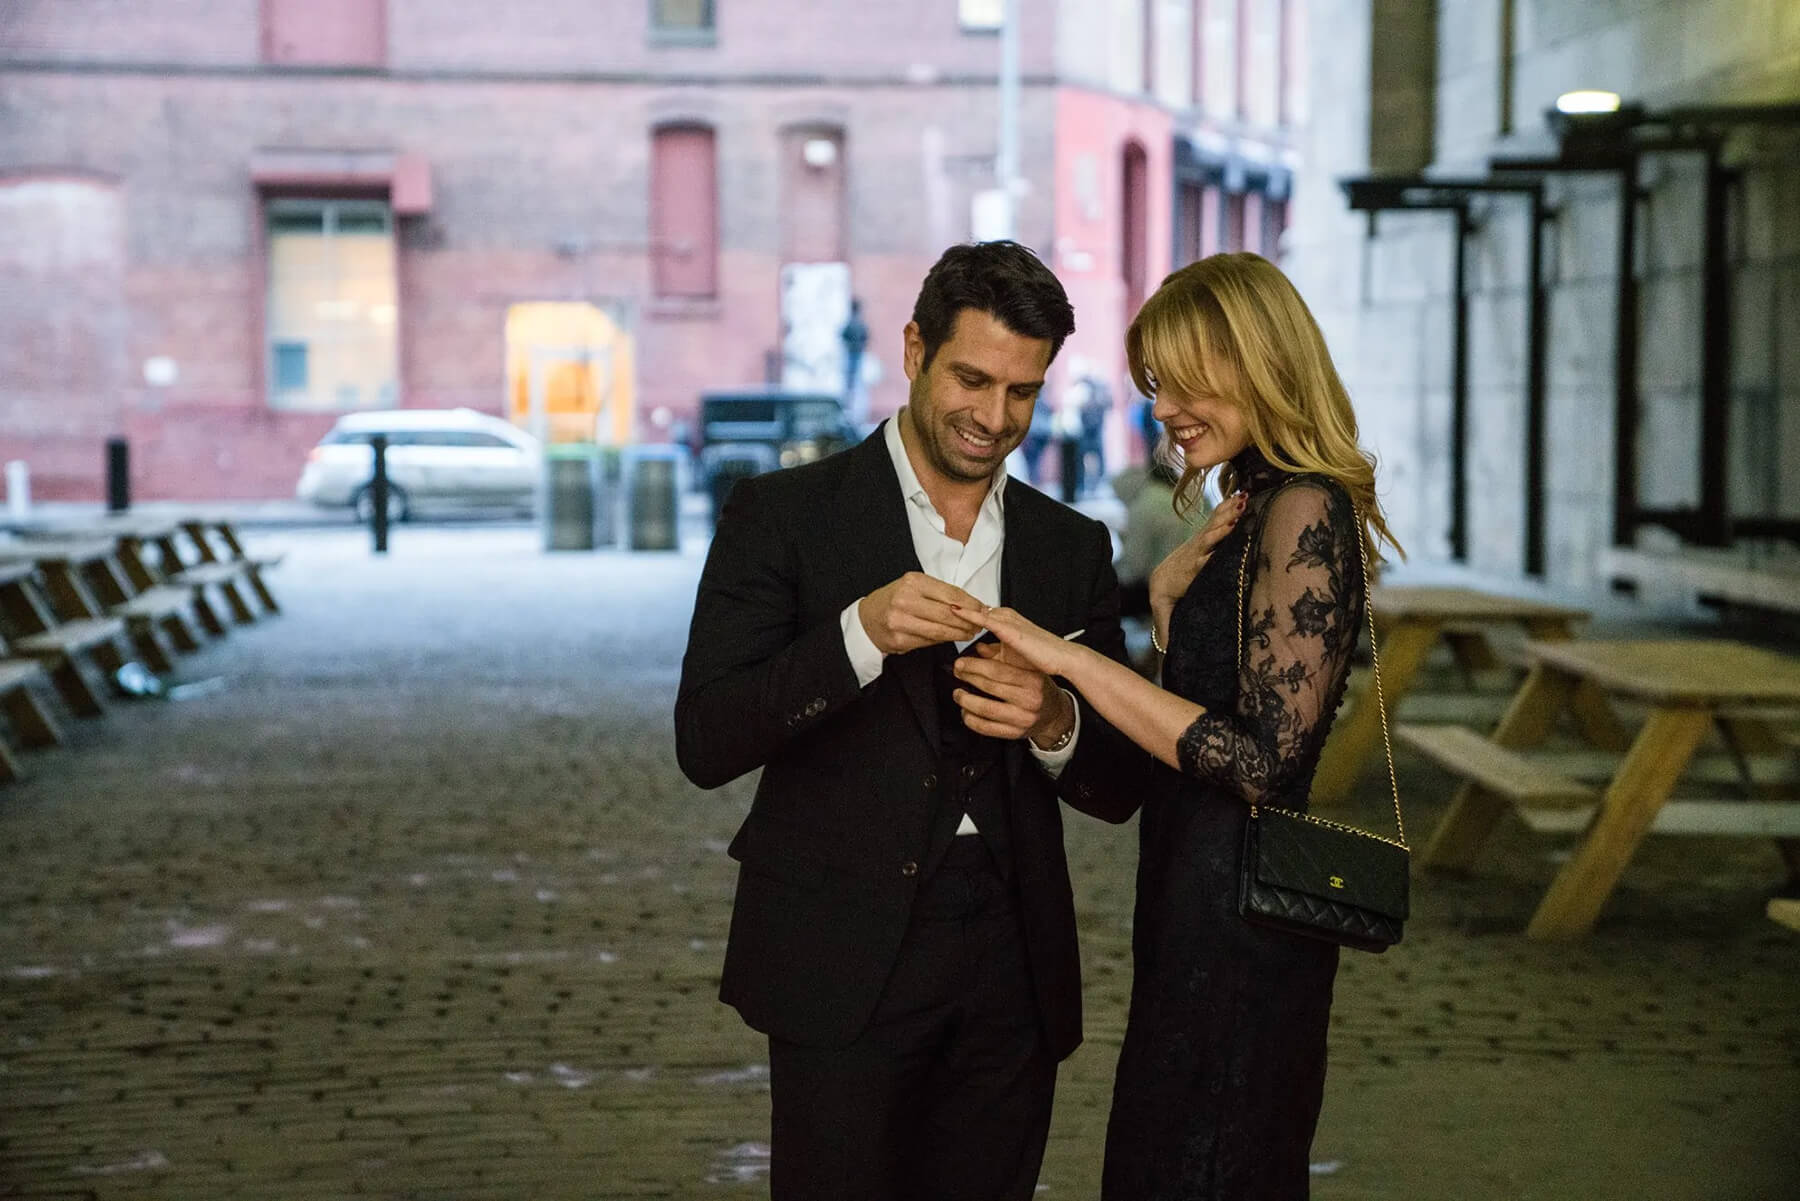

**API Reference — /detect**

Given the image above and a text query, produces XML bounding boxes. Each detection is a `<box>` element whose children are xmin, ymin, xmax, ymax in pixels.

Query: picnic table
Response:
<box><xmin>0</xmin><ymin>536</ymin><xmax>199</xmax><ymax>672</ymax></box>
<box><xmin>1409</xmin><ymin>638</ymin><xmax>1800</xmax><ymax>939</ymax></box>
<box><xmin>0</xmin><ymin>562</ymin><xmax>62</xmax><ymax>781</ymax></box>
<box><xmin>0</xmin><ymin>551</ymin><xmax>128</xmax><ymax>718</ymax></box>
<box><xmin>1312</xmin><ymin>586</ymin><xmax>1599</xmax><ymax>805</ymax></box>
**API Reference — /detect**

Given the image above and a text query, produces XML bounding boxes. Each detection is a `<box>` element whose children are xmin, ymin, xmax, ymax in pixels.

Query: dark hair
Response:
<box><xmin>910</xmin><ymin>241</ymin><xmax>1075</xmax><ymax>371</ymax></box>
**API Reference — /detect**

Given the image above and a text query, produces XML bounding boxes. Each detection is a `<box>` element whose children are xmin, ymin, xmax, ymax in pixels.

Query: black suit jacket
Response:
<box><xmin>675</xmin><ymin>425</ymin><xmax>1139</xmax><ymax>1057</ymax></box>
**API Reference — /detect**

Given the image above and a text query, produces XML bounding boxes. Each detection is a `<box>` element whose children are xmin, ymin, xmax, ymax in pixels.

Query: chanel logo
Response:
<box><xmin>1328</xmin><ymin>875</ymin><xmax>1345</xmax><ymax>890</ymax></box>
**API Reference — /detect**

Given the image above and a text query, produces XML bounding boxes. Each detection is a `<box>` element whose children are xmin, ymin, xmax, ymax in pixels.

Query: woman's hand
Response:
<box><xmin>1147</xmin><ymin>492</ymin><xmax>1248</xmax><ymax>643</ymax></box>
<box><xmin>958</xmin><ymin>606</ymin><xmax>1085</xmax><ymax>681</ymax></box>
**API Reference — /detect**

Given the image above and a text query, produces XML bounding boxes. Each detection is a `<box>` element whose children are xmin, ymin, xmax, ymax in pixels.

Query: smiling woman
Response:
<box><xmin>967</xmin><ymin>251</ymin><xmax>1404</xmax><ymax>1200</ymax></box>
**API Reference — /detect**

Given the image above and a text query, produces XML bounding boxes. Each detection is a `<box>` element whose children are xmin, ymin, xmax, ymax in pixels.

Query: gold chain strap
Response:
<box><xmin>1236</xmin><ymin>503</ymin><xmax>1408</xmax><ymax>850</ymax></box>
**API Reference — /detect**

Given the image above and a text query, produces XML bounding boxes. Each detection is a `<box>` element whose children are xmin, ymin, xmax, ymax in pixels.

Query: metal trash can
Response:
<box><xmin>627</xmin><ymin>445</ymin><xmax>682</xmax><ymax>551</ymax></box>
<box><xmin>542</xmin><ymin>443</ymin><xmax>600</xmax><ymax>551</ymax></box>
<box><xmin>594</xmin><ymin>448</ymin><xmax>621</xmax><ymax>548</ymax></box>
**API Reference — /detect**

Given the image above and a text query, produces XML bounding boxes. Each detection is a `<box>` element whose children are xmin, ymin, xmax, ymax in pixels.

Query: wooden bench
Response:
<box><xmin>0</xmin><ymin>562</ymin><xmax>128</xmax><ymax>717</ymax></box>
<box><xmin>165</xmin><ymin>561</ymin><xmax>255</xmax><ymax>633</ymax></box>
<box><xmin>1600</xmin><ymin>546</ymin><xmax>1800</xmax><ymax>616</ymax></box>
<box><xmin>1398</xmin><ymin>723</ymin><xmax>1597</xmax><ymax>809</ymax></box>
<box><xmin>0</xmin><ymin>537</ymin><xmax>197</xmax><ymax>672</ymax></box>
<box><xmin>181</xmin><ymin>519</ymin><xmax>283</xmax><ymax>616</ymax></box>
<box><xmin>0</xmin><ymin>656</ymin><xmax>60</xmax><ymax>783</ymax></box>
<box><xmin>1770</xmin><ymin>898</ymin><xmax>1800</xmax><ymax>933</ymax></box>
<box><xmin>1403</xmin><ymin>723</ymin><xmax>1800</xmax><ymax>837</ymax></box>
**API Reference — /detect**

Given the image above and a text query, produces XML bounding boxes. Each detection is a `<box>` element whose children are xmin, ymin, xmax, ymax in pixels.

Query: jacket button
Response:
<box><xmin>922</xmin><ymin>773</ymin><xmax>937</xmax><ymax>790</ymax></box>
<box><xmin>806</xmin><ymin>698</ymin><xmax>825</xmax><ymax>716</ymax></box>
<box><xmin>961</xmin><ymin>764</ymin><xmax>977</xmax><ymax>782</ymax></box>
<box><xmin>900</xmin><ymin>860</ymin><xmax>919</xmax><ymax>878</ymax></box>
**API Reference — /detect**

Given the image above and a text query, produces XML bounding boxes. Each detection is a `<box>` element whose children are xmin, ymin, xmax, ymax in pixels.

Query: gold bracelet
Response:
<box><xmin>1149</xmin><ymin>622</ymin><xmax>1166</xmax><ymax>655</ymax></box>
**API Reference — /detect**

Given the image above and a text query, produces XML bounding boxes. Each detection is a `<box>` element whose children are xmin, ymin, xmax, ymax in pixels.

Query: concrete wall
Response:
<box><xmin>1288</xmin><ymin>0</ymin><xmax>1800</xmax><ymax>592</ymax></box>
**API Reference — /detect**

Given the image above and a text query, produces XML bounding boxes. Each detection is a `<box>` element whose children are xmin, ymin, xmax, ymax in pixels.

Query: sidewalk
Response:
<box><xmin>0</xmin><ymin>526</ymin><xmax>1795</xmax><ymax>1199</ymax></box>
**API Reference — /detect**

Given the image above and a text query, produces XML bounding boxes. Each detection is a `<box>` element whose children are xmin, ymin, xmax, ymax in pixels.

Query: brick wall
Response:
<box><xmin>0</xmin><ymin>0</ymin><xmax>1192</xmax><ymax>500</ymax></box>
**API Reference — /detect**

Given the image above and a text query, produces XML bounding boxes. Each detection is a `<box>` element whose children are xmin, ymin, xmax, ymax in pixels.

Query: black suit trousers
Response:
<box><xmin>766</xmin><ymin>838</ymin><xmax>1056</xmax><ymax>1201</ymax></box>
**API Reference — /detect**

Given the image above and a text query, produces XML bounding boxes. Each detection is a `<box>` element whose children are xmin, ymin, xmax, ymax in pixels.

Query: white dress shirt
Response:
<box><xmin>839</xmin><ymin>414</ymin><xmax>1080</xmax><ymax>834</ymax></box>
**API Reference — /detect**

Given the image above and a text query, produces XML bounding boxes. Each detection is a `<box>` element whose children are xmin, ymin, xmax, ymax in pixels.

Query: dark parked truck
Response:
<box><xmin>697</xmin><ymin>390</ymin><xmax>858</xmax><ymax>524</ymax></box>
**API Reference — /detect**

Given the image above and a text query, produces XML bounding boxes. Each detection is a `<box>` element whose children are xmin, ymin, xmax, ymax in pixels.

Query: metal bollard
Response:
<box><xmin>369</xmin><ymin>434</ymin><xmax>390</xmax><ymax>554</ymax></box>
<box><xmin>4</xmin><ymin>460</ymin><xmax>29</xmax><ymax>521</ymax></box>
<box><xmin>106</xmin><ymin>437</ymin><xmax>130</xmax><ymax>513</ymax></box>
<box><xmin>628</xmin><ymin>453</ymin><xmax>680</xmax><ymax>551</ymax></box>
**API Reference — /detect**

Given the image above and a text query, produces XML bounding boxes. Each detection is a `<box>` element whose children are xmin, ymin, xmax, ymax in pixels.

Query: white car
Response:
<box><xmin>296</xmin><ymin>409</ymin><xmax>542</xmax><ymax>521</ymax></box>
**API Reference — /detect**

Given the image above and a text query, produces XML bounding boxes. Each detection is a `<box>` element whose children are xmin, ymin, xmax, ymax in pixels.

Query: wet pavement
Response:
<box><xmin>2</xmin><ymin>525</ymin><xmax>1797</xmax><ymax>1200</ymax></box>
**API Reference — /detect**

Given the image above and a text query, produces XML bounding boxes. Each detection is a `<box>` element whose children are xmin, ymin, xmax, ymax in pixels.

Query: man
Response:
<box><xmin>675</xmin><ymin>242</ymin><xmax>1135</xmax><ymax>1200</ymax></box>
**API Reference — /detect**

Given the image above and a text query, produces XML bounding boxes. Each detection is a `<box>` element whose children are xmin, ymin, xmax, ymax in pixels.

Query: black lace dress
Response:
<box><xmin>1101</xmin><ymin>449</ymin><xmax>1366</xmax><ymax>1201</ymax></box>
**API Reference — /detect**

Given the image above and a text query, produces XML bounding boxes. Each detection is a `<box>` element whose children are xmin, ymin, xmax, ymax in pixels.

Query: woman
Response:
<box><xmin>964</xmin><ymin>254</ymin><xmax>1403</xmax><ymax>1198</ymax></box>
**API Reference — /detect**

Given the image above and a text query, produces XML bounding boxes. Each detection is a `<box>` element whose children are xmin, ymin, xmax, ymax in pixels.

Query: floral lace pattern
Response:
<box><xmin>1166</xmin><ymin>450</ymin><xmax>1364</xmax><ymax>809</ymax></box>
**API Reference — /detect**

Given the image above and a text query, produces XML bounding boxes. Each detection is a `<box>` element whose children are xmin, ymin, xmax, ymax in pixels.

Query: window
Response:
<box><xmin>1234</xmin><ymin>0</ymin><xmax>1249</xmax><ymax>120</ymax></box>
<box><xmin>263</xmin><ymin>0</ymin><xmax>385</xmax><ymax>66</ymax></box>
<box><xmin>651</xmin><ymin>0</ymin><xmax>715</xmax><ymax>42</ymax></box>
<box><xmin>1191</xmin><ymin>0</ymin><xmax>1204</xmax><ymax>106</ymax></box>
<box><xmin>1223</xmin><ymin>192</ymin><xmax>1246</xmax><ymax>251</ymax></box>
<box><xmin>265</xmin><ymin>200</ymin><xmax>398</xmax><ymax>411</ymax></box>
<box><xmin>1121</xmin><ymin>143</ymin><xmax>1150</xmax><ymax>317</ymax></box>
<box><xmin>651</xmin><ymin>126</ymin><xmax>719</xmax><ymax>299</ymax></box>
<box><xmin>959</xmin><ymin>0</ymin><xmax>1002</xmax><ymax>32</ymax></box>
<box><xmin>1142</xmin><ymin>0</ymin><xmax>1155</xmax><ymax>96</ymax></box>
<box><xmin>1279</xmin><ymin>0</ymin><xmax>1307</xmax><ymax>127</ymax></box>
<box><xmin>1265</xmin><ymin>197</ymin><xmax>1290</xmax><ymax>262</ymax></box>
<box><xmin>781</xmin><ymin>127</ymin><xmax>846</xmax><ymax>264</ymax></box>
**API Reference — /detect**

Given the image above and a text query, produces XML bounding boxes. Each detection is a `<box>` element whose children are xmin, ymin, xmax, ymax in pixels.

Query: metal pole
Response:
<box><xmin>997</xmin><ymin>0</ymin><xmax>1020</xmax><ymax>241</ymax></box>
<box><xmin>1450</xmin><ymin>204</ymin><xmax>1470</xmax><ymax>562</ymax></box>
<box><xmin>1613</xmin><ymin>156</ymin><xmax>1640</xmax><ymax>548</ymax></box>
<box><xmin>369</xmin><ymin>434</ymin><xmax>390</xmax><ymax>555</ymax></box>
<box><xmin>1524</xmin><ymin>188</ymin><xmax>1547</xmax><ymax>577</ymax></box>
<box><xmin>1698</xmin><ymin>143</ymin><xmax>1732</xmax><ymax>546</ymax></box>
<box><xmin>105</xmin><ymin>437</ymin><xmax>130</xmax><ymax>513</ymax></box>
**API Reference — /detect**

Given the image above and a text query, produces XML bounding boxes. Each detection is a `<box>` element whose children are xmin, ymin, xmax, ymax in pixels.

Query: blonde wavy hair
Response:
<box><xmin>1125</xmin><ymin>252</ymin><xmax>1403</xmax><ymax>562</ymax></box>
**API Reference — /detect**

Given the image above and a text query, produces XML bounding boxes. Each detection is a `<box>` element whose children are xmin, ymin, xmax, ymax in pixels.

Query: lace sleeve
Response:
<box><xmin>1174</xmin><ymin>479</ymin><xmax>1362</xmax><ymax>806</ymax></box>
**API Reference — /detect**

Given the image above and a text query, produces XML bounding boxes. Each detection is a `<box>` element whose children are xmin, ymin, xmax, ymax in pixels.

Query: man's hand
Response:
<box><xmin>952</xmin><ymin>641</ymin><xmax>1075</xmax><ymax>746</ymax></box>
<box><xmin>857</xmin><ymin>572</ymin><xmax>986</xmax><ymax>656</ymax></box>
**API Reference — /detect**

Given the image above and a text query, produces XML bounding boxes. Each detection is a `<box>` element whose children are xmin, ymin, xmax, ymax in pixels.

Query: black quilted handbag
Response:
<box><xmin>1234</xmin><ymin>514</ymin><xmax>1409</xmax><ymax>953</ymax></box>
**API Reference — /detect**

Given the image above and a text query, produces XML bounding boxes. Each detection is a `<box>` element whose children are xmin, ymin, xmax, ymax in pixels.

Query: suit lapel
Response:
<box><xmin>833</xmin><ymin>424</ymin><xmax>939</xmax><ymax>747</ymax></box>
<box><xmin>999</xmin><ymin>487</ymin><xmax>1065</xmax><ymax>633</ymax></box>
<box><xmin>999</xmin><ymin>487</ymin><xmax>1068</xmax><ymax>785</ymax></box>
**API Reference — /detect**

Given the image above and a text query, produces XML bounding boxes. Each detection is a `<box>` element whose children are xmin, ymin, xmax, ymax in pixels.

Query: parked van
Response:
<box><xmin>296</xmin><ymin>409</ymin><xmax>542</xmax><ymax>521</ymax></box>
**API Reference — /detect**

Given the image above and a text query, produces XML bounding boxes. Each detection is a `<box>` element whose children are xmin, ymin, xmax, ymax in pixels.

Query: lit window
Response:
<box><xmin>960</xmin><ymin>0</ymin><xmax>1002</xmax><ymax>31</ymax></box>
<box><xmin>265</xmin><ymin>200</ymin><xmax>398</xmax><ymax>412</ymax></box>
<box><xmin>652</xmin><ymin>0</ymin><xmax>715</xmax><ymax>39</ymax></box>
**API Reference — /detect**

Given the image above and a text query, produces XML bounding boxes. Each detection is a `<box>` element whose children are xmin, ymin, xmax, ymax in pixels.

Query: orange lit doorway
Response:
<box><xmin>504</xmin><ymin>303</ymin><xmax>635</xmax><ymax>445</ymax></box>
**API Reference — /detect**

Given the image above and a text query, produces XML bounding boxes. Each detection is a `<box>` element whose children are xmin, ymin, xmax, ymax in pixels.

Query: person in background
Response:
<box><xmin>1077</xmin><ymin>367</ymin><xmax>1111</xmax><ymax>496</ymax></box>
<box><xmin>1020</xmin><ymin>397</ymin><xmax>1053</xmax><ymax>485</ymax></box>
<box><xmin>841</xmin><ymin>297</ymin><xmax>871</xmax><ymax>424</ymax></box>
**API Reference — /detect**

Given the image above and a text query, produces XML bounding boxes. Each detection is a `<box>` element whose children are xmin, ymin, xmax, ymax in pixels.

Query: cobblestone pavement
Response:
<box><xmin>2</xmin><ymin>526</ymin><xmax>1797</xmax><ymax>1200</ymax></box>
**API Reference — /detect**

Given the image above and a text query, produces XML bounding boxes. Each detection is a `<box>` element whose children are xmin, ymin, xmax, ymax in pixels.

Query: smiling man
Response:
<box><xmin>676</xmin><ymin>241</ymin><xmax>1138</xmax><ymax>1200</ymax></box>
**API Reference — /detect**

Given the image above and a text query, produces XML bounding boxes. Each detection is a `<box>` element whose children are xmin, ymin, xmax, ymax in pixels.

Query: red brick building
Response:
<box><xmin>0</xmin><ymin>0</ymin><xmax>1304</xmax><ymax>500</ymax></box>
